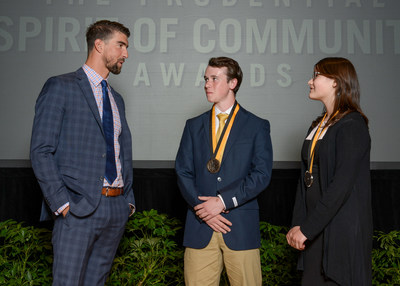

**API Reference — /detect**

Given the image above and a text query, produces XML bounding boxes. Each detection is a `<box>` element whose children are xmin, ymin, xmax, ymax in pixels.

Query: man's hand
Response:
<box><xmin>194</xmin><ymin>196</ymin><xmax>225</xmax><ymax>221</ymax></box>
<box><xmin>129</xmin><ymin>203</ymin><xmax>135</xmax><ymax>217</ymax></box>
<box><xmin>205</xmin><ymin>214</ymin><xmax>232</xmax><ymax>234</ymax></box>
<box><xmin>286</xmin><ymin>226</ymin><xmax>307</xmax><ymax>250</ymax></box>
<box><xmin>62</xmin><ymin>205</ymin><xmax>70</xmax><ymax>217</ymax></box>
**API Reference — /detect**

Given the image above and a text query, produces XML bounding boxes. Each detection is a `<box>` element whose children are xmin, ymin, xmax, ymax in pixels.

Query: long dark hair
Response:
<box><xmin>311</xmin><ymin>57</ymin><xmax>368</xmax><ymax>128</ymax></box>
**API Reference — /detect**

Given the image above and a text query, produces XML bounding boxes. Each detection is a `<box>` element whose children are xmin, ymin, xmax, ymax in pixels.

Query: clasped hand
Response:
<box><xmin>286</xmin><ymin>226</ymin><xmax>307</xmax><ymax>250</ymax></box>
<box><xmin>194</xmin><ymin>196</ymin><xmax>232</xmax><ymax>233</ymax></box>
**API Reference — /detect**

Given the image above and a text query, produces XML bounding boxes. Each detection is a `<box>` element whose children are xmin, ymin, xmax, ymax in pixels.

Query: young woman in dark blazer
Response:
<box><xmin>286</xmin><ymin>57</ymin><xmax>372</xmax><ymax>285</ymax></box>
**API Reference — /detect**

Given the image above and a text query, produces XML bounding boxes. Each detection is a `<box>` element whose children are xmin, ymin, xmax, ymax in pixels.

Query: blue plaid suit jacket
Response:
<box><xmin>31</xmin><ymin>68</ymin><xmax>134</xmax><ymax>220</ymax></box>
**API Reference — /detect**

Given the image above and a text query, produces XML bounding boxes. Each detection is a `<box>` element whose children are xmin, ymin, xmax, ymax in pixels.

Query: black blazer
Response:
<box><xmin>291</xmin><ymin>112</ymin><xmax>372</xmax><ymax>286</ymax></box>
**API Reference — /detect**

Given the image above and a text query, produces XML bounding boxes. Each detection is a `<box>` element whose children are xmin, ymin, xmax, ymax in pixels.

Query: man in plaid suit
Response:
<box><xmin>30</xmin><ymin>20</ymin><xmax>135</xmax><ymax>286</ymax></box>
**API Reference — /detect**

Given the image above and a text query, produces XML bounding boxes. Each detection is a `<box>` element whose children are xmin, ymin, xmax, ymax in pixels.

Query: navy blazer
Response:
<box><xmin>175</xmin><ymin>105</ymin><xmax>273</xmax><ymax>250</ymax></box>
<box><xmin>30</xmin><ymin>68</ymin><xmax>134</xmax><ymax>220</ymax></box>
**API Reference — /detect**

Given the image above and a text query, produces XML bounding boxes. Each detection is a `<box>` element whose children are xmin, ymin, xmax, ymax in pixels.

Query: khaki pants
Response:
<box><xmin>184</xmin><ymin>232</ymin><xmax>262</xmax><ymax>286</ymax></box>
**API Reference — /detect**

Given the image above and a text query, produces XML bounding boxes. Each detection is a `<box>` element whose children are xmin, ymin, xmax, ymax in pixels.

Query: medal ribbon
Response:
<box><xmin>209</xmin><ymin>101</ymin><xmax>240</xmax><ymax>163</ymax></box>
<box><xmin>307</xmin><ymin>111</ymin><xmax>338</xmax><ymax>175</ymax></box>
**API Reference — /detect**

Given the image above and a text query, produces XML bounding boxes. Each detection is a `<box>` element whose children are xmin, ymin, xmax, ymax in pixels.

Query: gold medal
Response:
<box><xmin>207</xmin><ymin>158</ymin><xmax>220</xmax><ymax>173</ymax></box>
<box><xmin>304</xmin><ymin>170</ymin><xmax>314</xmax><ymax>188</ymax></box>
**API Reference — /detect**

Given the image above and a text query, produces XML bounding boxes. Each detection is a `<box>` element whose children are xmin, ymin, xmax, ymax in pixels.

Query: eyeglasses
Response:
<box><xmin>312</xmin><ymin>71</ymin><xmax>321</xmax><ymax>80</ymax></box>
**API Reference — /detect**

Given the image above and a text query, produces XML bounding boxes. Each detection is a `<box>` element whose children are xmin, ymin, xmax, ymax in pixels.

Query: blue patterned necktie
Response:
<box><xmin>101</xmin><ymin>80</ymin><xmax>117</xmax><ymax>185</ymax></box>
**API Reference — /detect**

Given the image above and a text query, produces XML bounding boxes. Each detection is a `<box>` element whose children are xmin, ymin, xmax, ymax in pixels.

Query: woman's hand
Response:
<box><xmin>286</xmin><ymin>226</ymin><xmax>307</xmax><ymax>250</ymax></box>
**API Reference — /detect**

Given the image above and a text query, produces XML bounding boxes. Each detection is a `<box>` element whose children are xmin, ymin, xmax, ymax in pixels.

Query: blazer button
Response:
<box><xmin>100</xmin><ymin>176</ymin><xmax>104</xmax><ymax>181</ymax></box>
<box><xmin>217</xmin><ymin>177</ymin><xmax>222</xmax><ymax>182</ymax></box>
<box><xmin>102</xmin><ymin>153</ymin><xmax>106</xmax><ymax>158</ymax></box>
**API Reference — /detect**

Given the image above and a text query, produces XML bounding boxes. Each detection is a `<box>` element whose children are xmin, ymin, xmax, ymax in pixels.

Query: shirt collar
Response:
<box><xmin>215</xmin><ymin>104</ymin><xmax>234</xmax><ymax>116</ymax></box>
<box><xmin>82</xmin><ymin>64</ymin><xmax>109</xmax><ymax>87</ymax></box>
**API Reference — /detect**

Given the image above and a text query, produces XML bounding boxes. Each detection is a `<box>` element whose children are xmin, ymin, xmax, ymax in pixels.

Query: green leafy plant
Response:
<box><xmin>1</xmin><ymin>213</ymin><xmax>399</xmax><ymax>286</ymax></box>
<box><xmin>106</xmin><ymin>209</ymin><xmax>184</xmax><ymax>285</ymax></box>
<box><xmin>372</xmin><ymin>230</ymin><xmax>400</xmax><ymax>285</ymax></box>
<box><xmin>259</xmin><ymin>221</ymin><xmax>301</xmax><ymax>285</ymax></box>
<box><xmin>0</xmin><ymin>219</ymin><xmax>53</xmax><ymax>285</ymax></box>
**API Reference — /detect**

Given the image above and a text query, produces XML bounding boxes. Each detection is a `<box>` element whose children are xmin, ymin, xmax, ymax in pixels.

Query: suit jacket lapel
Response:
<box><xmin>221</xmin><ymin>106</ymin><xmax>248</xmax><ymax>163</ymax></box>
<box><xmin>75</xmin><ymin>68</ymin><xmax>104</xmax><ymax>134</ymax></box>
<box><xmin>202</xmin><ymin>109</ymin><xmax>212</xmax><ymax>156</ymax></box>
<box><xmin>110</xmin><ymin>88</ymin><xmax>123</xmax><ymax>121</ymax></box>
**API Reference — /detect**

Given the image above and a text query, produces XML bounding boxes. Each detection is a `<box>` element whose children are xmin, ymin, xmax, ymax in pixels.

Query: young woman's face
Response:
<box><xmin>307</xmin><ymin>71</ymin><xmax>337</xmax><ymax>104</ymax></box>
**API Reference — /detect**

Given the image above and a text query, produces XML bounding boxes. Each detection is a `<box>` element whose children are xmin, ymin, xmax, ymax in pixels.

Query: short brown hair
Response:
<box><xmin>86</xmin><ymin>20</ymin><xmax>130</xmax><ymax>52</ymax></box>
<box><xmin>208</xmin><ymin>57</ymin><xmax>243</xmax><ymax>95</ymax></box>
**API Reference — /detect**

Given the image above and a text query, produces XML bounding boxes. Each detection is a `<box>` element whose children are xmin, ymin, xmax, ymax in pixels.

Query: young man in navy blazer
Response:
<box><xmin>175</xmin><ymin>57</ymin><xmax>273</xmax><ymax>285</ymax></box>
<box><xmin>30</xmin><ymin>20</ymin><xmax>135</xmax><ymax>285</ymax></box>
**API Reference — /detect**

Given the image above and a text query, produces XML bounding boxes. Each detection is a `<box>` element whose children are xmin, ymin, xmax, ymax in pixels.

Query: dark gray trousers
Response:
<box><xmin>51</xmin><ymin>195</ymin><xmax>129</xmax><ymax>286</ymax></box>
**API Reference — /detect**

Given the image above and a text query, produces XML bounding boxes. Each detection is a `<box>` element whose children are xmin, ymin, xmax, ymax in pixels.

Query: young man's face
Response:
<box><xmin>204</xmin><ymin>66</ymin><xmax>237</xmax><ymax>107</ymax></box>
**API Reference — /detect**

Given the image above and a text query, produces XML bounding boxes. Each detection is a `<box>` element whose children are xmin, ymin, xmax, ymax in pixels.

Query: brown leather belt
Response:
<box><xmin>101</xmin><ymin>187</ymin><xmax>123</xmax><ymax>197</ymax></box>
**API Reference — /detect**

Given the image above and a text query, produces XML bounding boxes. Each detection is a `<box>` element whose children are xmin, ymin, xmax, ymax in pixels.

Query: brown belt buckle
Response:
<box><xmin>105</xmin><ymin>187</ymin><xmax>110</xmax><ymax>197</ymax></box>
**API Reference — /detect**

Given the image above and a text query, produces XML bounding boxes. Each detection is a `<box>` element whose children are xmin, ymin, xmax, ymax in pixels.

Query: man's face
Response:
<box><xmin>204</xmin><ymin>66</ymin><xmax>236</xmax><ymax>106</ymax></box>
<box><xmin>103</xmin><ymin>31</ymin><xmax>129</xmax><ymax>75</ymax></box>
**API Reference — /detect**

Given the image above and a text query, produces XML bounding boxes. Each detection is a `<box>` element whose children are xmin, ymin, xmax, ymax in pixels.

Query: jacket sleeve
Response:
<box><xmin>218</xmin><ymin>120</ymin><xmax>273</xmax><ymax>210</ymax></box>
<box><xmin>175</xmin><ymin>120</ymin><xmax>203</xmax><ymax>208</ymax></box>
<box><xmin>30</xmin><ymin>77</ymin><xmax>69</xmax><ymax>213</ymax></box>
<box><xmin>300</xmin><ymin>117</ymin><xmax>370</xmax><ymax>240</ymax></box>
<box><xmin>291</xmin><ymin>178</ymin><xmax>305</xmax><ymax>227</ymax></box>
